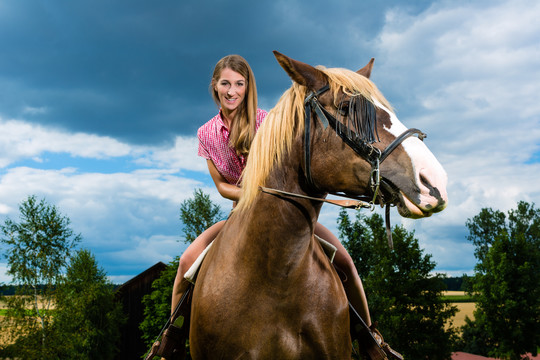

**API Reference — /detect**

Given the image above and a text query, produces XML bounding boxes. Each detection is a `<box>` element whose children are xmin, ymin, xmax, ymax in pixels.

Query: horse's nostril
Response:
<box><xmin>420</xmin><ymin>173</ymin><xmax>431</xmax><ymax>188</ymax></box>
<box><xmin>419</xmin><ymin>169</ymin><xmax>442</xmax><ymax>200</ymax></box>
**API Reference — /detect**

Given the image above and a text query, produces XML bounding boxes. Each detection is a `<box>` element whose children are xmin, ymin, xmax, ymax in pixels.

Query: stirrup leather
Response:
<box><xmin>144</xmin><ymin>285</ymin><xmax>193</xmax><ymax>360</ymax></box>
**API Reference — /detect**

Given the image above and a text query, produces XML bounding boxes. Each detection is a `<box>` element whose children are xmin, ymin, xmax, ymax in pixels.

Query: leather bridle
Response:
<box><xmin>259</xmin><ymin>83</ymin><xmax>427</xmax><ymax>248</ymax></box>
<box><xmin>302</xmin><ymin>84</ymin><xmax>426</xmax><ymax>203</ymax></box>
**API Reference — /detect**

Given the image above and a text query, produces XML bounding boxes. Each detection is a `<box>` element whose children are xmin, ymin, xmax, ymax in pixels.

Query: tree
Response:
<box><xmin>140</xmin><ymin>188</ymin><xmax>224</xmax><ymax>349</ymax></box>
<box><xmin>179</xmin><ymin>188</ymin><xmax>224</xmax><ymax>244</ymax></box>
<box><xmin>52</xmin><ymin>249</ymin><xmax>125</xmax><ymax>359</ymax></box>
<box><xmin>460</xmin><ymin>201</ymin><xmax>540</xmax><ymax>359</ymax></box>
<box><xmin>0</xmin><ymin>195</ymin><xmax>81</xmax><ymax>358</ymax></box>
<box><xmin>338</xmin><ymin>209</ymin><xmax>458</xmax><ymax>360</ymax></box>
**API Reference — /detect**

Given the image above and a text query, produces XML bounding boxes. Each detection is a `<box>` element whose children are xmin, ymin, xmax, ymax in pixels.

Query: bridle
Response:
<box><xmin>260</xmin><ymin>83</ymin><xmax>426</xmax><ymax>248</ymax></box>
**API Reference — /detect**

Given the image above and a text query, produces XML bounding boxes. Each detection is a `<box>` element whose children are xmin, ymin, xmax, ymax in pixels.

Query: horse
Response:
<box><xmin>188</xmin><ymin>51</ymin><xmax>448</xmax><ymax>359</ymax></box>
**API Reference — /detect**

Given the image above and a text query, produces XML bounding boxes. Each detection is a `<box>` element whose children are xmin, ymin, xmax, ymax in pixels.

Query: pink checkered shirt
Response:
<box><xmin>198</xmin><ymin>108</ymin><xmax>267</xmax><ymax>185</ymax></box>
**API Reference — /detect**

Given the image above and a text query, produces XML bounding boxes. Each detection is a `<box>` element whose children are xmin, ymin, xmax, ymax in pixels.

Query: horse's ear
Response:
<box><xmin>273</xmin><ymin>51</ymin><xmax>327</xmax><ymax>90</ymax></box>
<box><xmin>357</xmin><ymin>58</ymin><xmax>375</xmax><ymax>79</ymax></box>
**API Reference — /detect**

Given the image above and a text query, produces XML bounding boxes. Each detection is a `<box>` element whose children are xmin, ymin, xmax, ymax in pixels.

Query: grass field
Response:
<box><xmin>443</xmin><ymin>291</ymin><xmax>476</xmax><ymax>329</ymax></box>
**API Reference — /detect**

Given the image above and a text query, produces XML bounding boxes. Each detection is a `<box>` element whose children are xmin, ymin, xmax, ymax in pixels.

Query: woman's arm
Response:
<box><xmin>206</xmin><ymin>159</ymin><xmax>242</xmax><ymax>202</ymax></box>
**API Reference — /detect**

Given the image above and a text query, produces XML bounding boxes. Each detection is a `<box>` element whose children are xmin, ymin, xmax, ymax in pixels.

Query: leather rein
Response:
<box><xmin>259</xmin><ymin>84</ymin><xmax>426</xmax><ymax>249</ymax></box>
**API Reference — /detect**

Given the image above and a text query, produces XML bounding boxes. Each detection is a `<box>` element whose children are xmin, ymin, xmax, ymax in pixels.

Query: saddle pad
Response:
<box><xmin>183</xmin><ymin>235</ymin><xmax>337</xmax><ymax>284</ymax></box>
<box><xmin>184</xmin><ymin>241</ymin><xmax>214</xmax><ymax>284</ymax></box>
<box><xmin>315</xmin><ymin>235</ymin><xmax>337</xmax><ymax>263</ymax></box>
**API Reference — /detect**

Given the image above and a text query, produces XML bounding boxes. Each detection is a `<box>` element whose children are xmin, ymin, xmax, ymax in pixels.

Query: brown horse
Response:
<box><xmin>189</xmin><ymin>52</ymin><xmax>448</xmax><ymax>359</ymax></box>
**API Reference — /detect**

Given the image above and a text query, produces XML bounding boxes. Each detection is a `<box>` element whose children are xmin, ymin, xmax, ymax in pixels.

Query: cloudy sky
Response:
<box><xmin>1</xmin><ymin>0</ymin><xmax>539</xmax><ymax>283</ymax></box>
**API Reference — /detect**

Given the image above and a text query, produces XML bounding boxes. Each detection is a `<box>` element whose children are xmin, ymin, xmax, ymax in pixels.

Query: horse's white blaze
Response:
<box><xmin>375</xmin><ymin>101</ymin><xmax>448</xmax><ymax>215</ymax></box>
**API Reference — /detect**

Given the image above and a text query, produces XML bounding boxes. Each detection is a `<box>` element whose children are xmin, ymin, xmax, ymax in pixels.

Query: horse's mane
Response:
<box><xmin>235</xmin><ymin>66</ymin><xmax>393</xmax><ymax>212</ymax></box>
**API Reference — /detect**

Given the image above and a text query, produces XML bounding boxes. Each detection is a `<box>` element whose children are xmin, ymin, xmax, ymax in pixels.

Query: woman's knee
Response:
<box><xmin>177</xmin><ymin>254</ymin><xmax>194</xmax><ymax>276</ymax></box>
<box><xmin>335</xmin><ymin>249</ymin><xmax>358</xmax><ymax>277</ymax></box>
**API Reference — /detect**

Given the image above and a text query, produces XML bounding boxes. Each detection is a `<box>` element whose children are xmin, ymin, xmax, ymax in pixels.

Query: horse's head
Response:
<box><xmin>273</xmin><ymin>51</ymin><xmax>448</xmax><ymax>218</ymax></box>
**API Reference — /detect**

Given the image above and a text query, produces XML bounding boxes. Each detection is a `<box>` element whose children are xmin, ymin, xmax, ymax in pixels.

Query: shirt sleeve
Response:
<box><xmin>197</xmin><ymin>126</ymin><xmax>211</xmax><ymax>160</ymax></box>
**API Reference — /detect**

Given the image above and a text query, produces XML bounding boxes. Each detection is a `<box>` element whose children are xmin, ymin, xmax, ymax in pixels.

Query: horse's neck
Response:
<box><xmin>236</xmin><ymin>164</ymin><xmax>323</xmax><ymax>268</ymax></box>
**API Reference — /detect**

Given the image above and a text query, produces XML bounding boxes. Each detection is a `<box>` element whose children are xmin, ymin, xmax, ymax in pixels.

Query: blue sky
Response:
<box><xmin>1</xmin><ymin>0</ymin><xmax>539</xmax><ymax>283</ymax></box>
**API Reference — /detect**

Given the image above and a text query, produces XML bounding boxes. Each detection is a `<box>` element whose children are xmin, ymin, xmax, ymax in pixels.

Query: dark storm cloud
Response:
<box><xmin>0</xmin><ymin>0</ymin><xmax>433</xmax><ymax>145</ymax></box>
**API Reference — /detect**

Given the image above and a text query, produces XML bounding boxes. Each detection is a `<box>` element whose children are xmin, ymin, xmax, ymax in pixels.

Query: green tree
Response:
<box><xmin>460</xmin><ymin>201</ymin><xmax>540</xmax><ymax>359</ymax></box>
<box><xmin>140</xmin><ymin>189</ymin><xmax>224</xmax><ymax>350</ymax></box>
<box><xmin>0</xmin><ymin>195</ymin><xmax>81</xmax><ymax>358</ymax></box>
<box><xmin>179</xmin><ymin>188</ymin><xmax>224</xmax><ymax>244</ymax></box>
<box><xmin>52</xmin><ymin>249</ymin><xmax>125</xmax><ymax>359</ymax></box>
<box><xmin>338</xmin><ymin>209</ymin><xmax>458</xmax><ymax>360</ymax></box>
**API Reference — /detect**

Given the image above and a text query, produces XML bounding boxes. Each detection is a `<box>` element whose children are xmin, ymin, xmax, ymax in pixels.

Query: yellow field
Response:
<box><xmin>452</xmin><ymin>302</ymin><xmax>476</xmax><ymax>328</ymax></box>
<box><xmin>443</xmin><ymin>291</ymin><xmax>476</xmax><ymax>330</ymax></box>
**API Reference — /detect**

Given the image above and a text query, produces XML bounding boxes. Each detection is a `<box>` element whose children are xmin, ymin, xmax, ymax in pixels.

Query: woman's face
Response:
<box><xmin>215</xmin><ymin>67</ymin><xmax>247</xmax><ymax>119</ymax></box>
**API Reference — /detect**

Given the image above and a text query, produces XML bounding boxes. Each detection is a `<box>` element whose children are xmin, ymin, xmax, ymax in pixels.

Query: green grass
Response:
<box><xmin>0</xmin><ymin>308</ymin><xmax>55</xmax><ymax>316</ymax></box>
<box><xmin>442</xmin><ymin>294</ymin><xmax>474</xmax><ymax>303</ymax></box>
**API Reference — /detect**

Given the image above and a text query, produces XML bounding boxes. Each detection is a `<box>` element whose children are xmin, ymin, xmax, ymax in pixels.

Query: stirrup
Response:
<box><xmin>145</xmin><ymin>324</ymin><xmax>186</xmax><ymax>360</ymax></box>
<box><xmin>349</xmin><ymin>303</ymin><xmax>388</xmax><ymax>360</ymax></box>
<box><xmin>369</xmin><ymin>324</ymin><xmax>403</xmax><ymax>360</ymax></box>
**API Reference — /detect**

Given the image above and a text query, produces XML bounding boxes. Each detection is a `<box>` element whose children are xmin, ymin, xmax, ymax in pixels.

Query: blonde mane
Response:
<box><xmin>235</xmin><ymin>66</ymin><xmax>393</xmax><ymax>212</ymax></box>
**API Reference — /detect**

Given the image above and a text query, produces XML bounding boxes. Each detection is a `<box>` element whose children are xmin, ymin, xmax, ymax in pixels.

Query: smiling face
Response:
<box><xmin>214</xmin><ymin>67</ymin><xmax>247</xmax><ymax>124</ymax></box>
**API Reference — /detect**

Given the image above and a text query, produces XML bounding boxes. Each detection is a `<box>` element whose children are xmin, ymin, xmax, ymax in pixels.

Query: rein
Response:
<box><xmin>259</xmin><ymin>83</ymin><xmax>426</xmax><ymax>249</ymax></box>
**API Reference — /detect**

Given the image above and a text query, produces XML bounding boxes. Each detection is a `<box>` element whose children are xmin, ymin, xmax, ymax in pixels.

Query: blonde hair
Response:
<box><xmin>235</xmin><ymin>65</ymin><xmax>392</xmax><ymax>212</ymax></box>
<box><xmin>211</xmin><ymin>54</ymin><xmax>258</xmax><ymax>156</ymax></box>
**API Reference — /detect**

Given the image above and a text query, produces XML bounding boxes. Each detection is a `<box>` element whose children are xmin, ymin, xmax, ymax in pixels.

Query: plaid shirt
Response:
<box><xmin>197</xmin><ymin>108</ymin><xmax>267</xmax><ymax>185</ymax></box>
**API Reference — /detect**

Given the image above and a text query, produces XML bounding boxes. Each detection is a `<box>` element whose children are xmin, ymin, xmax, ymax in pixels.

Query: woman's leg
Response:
<box><xmin>314</xmin><ymin>222</ymin><xmax>372</xmax><ymax>327</ymax></box>
<box><xmin>171</xmin><ymin>220</ymin><xmax>226</xmax><ymax>314</ymax></box>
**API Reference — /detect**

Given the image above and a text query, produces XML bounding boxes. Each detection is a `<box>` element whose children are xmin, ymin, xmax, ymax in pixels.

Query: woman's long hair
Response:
<box><xmin>211</xmin><ymin>54</ymin><xmax>258</xmax><ymax>156</ymax></box>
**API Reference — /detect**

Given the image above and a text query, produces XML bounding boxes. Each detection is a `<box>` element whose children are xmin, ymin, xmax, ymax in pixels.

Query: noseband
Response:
<box><xmin>260</xmin><ymin>83</ymin><xmax>426</xmax><ymax>249</ymax></box>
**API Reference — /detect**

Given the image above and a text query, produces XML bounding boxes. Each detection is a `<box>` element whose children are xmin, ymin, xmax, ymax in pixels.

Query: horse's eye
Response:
<box><xmin>337</xmin><ymin>102</ymin><xmax>349</xmax><ymax>117</ymax></box>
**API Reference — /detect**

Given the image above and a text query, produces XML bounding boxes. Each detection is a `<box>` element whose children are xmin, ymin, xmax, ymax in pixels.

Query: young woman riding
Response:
<box><xmin>162</xmin><ymin>54</ymin><xmax>399</xmax><ymax>359</ymax></box>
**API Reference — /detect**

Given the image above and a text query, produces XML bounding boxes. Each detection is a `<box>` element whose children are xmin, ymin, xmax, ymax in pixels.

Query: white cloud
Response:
<box><xmin>0</xmin><ymin>121</ymin><xmax>221</xmax><ymax>282</ymax></box>
<box><xmin>370</xmin><ymin>0</ymin><xmax>540</xmax><ymax>242</ymax></box>
<box><xmin>135</xmin><ymin>136</ymin><xmax>207</xmax><ymax>172</ymax></box>
<box><xmin>0</xmin><ymin>117</ymin><xmax>133</xmax><ymax>167</ymax></box>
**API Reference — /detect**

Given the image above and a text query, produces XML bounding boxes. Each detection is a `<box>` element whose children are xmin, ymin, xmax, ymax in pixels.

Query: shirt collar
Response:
<box><xmin>217</xmin><ymin>109</ymin><xmax>230</xmax><ymax>131</ymax></box>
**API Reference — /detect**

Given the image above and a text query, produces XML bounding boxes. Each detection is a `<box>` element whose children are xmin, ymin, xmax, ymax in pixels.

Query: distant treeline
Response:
<box><xmin>1</xmin><ymin>284</ymin><xmax>119</xmax><ymax>296</ymax></box>
<box><xmin>2</xmin><ymin>277</ymin><xmax>467</xmax><ymax>296</ymax></box>
<box><xmin>442</xmin><ymin>276</ymin><xmax>467</xmax><ymax>291</ymax></box>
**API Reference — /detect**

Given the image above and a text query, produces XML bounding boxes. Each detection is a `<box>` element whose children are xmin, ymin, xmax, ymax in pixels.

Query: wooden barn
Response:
<box><xmin>115</xmin><ymin>262</ymin><xmax>167</xmax><ymax>359</ymax></box>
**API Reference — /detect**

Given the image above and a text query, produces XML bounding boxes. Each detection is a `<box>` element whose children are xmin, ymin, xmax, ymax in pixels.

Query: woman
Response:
<box><xmin>166</xmin><ymin>54</ymin><xmax>397</xmax><ymax>359</ymax></box>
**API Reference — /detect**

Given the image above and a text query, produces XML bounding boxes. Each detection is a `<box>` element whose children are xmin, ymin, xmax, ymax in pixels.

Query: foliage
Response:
<box><xmin>179</xmin><ymin>188</ymin><xmax>225</xmax><ymax>244</ymax></box>
<box><xmin>459</xmin><ymin>201</ymin><xmax>540</xmax><ymax>359</ymax></box>
<box><xmin>52</xmin><ymin>249</ymin><xmax>126</xmax><ymax>359</ymax></box>
<box><xmin>139</xmin><ymin>257</ymin><xmax>179</xmax><ymax>350</ymax></box>
<box><xmin>140</xmin><ymin>188</ymin><xmax>224</xmax><ymax>351</ymax></box>
<box><xmin>0</xmin><ymin>195</ymin><xmax>81</xmax><ymax>357</ymax></box>
<box><xmin>338</xmin><ymin>209</ymin><xmax>459</xmax><ymax>360</ymax></box>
